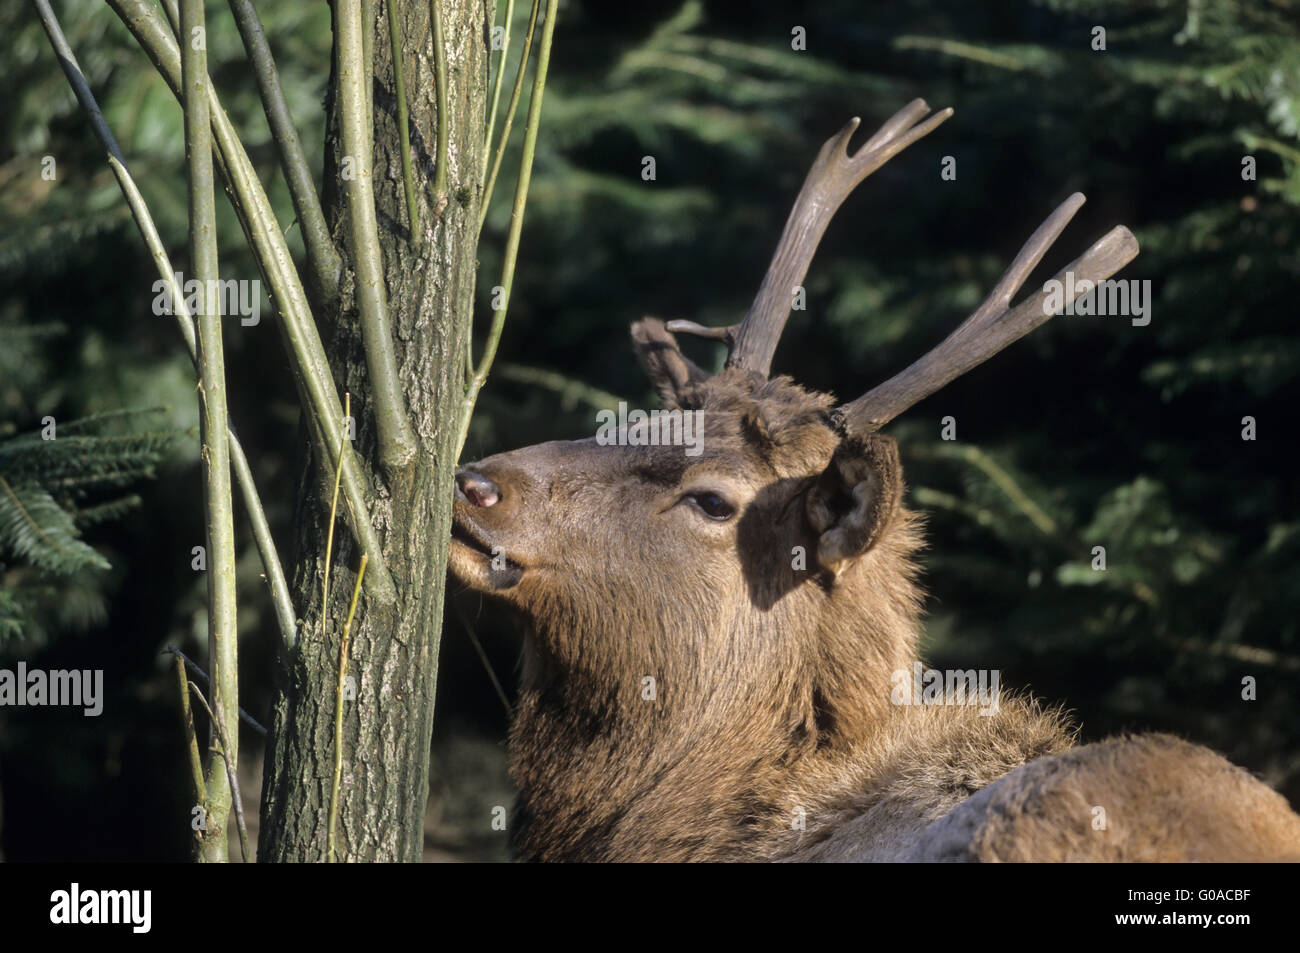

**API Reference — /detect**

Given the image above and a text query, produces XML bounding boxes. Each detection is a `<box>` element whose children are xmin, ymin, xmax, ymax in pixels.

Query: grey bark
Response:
<box><xmin>259</xmin><ymin>0</ymin><xmax>487</xmax><ymax>862</ymax></box>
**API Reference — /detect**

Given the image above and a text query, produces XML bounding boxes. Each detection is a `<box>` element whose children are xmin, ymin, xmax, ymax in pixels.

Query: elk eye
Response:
<box><xmin>687</xmin><ymin>491</ymin><xmax>735</xmax><ymax>521</ymax></box>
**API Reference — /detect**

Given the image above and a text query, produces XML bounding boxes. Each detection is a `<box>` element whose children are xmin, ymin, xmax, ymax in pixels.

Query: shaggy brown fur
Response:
<box><xmin>447</xmin><ymin>319</ymin><xmax>1300</xmax><ymax>862</ymax></box>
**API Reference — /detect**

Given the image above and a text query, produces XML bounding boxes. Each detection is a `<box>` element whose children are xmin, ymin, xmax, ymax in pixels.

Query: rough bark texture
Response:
<box><xmin>259</xmin><ymin>0</ymin><xmax>486</xmax><ymax>862</ymax></box>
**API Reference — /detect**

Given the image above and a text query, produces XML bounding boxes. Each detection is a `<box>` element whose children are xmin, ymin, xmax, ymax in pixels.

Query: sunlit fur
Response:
<box><xmin>449</xmin><ymin>324</ymin><xmax>1300</xmax><ymax>862</ymax></box>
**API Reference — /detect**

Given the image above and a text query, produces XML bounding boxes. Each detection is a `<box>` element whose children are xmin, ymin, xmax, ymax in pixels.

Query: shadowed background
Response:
<box><xmin>1</xmin><ymin>0</ymin><xmax>1297</xmax><ymax>861</ymax></box>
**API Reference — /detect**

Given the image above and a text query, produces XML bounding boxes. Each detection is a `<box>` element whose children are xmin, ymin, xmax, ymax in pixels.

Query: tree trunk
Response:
<box><xmin>258</xmin><ymin>0</ymin><xmax>486</xmax><ymax>862</ymax></box>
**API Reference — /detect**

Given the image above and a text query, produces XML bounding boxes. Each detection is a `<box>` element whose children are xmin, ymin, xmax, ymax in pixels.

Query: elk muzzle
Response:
<box><xmin>449</xmin><ymin>465</ymin><xmax>524</xmax><ymax>590</ymax></box>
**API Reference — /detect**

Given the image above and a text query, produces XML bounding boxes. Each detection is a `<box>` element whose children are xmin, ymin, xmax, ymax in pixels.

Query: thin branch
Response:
<box><xmin>457</xmin><ymin>0</ymin><xmax>558</xmax><ymax>460</ymax></box>
<box><xmin>115</xmin><ymin>152</ymin><xmax>297</xmax><ymax>641</ymax></box>
<box><xmin>478</xmin><ymin>0</ymin><xmax>540</xmax><ymax>235</ymax></box>
<box><xmin>160</xmin><ymin>0</ymin><xmax>180</xmax><ymax>35</ymax></box>
<box><xmin>910</xmin><ymin>443</ymin><xmax>1059</xmax><ymax>537</ymax></box>
<box><xmin>892</xmin><ymin>36</ymin><xmax>1028</xmax><ymax>72</ymax></box>
<box><xmin>164</xmin><ymin>645</ymin><xmax>268</xmax><ymax>736</ymax></box>
<box><xmin>1157</xmin><ymin>633</ymin><xmax>1300</xmax><ymax>672</ymax></box>
<box><xmin>451</xmin><ymin>598</ymin><xmax>511</xmax><ymax>717</ymax></box>
<box><xmin>496</xmin><ymin>362</ymin><xmax>625</xmax><ymax>412</ymax></box>
<box><xmin>319</xmin><ymin>390</ymin><xmax>351</xmax><ymax>860</ymax></box>
<box><xmin>323</xmin><ymin>394</ymin><xmax>351</xmax><ymax>650</ymax></box>
<box><xmin>173</xmin><ymin>656</ymin><xmax>206</xmax><ymax>801</ymax></box>
<box><xmin>108</xmin><ymin>0</ymin><xmax>396</xmax><ymax>602</ymax></box>
<box><xmin>33</xmin><ymin>0</ymin><xmax>296</xmax><ymax>649</ymax></box>
<box><xmin>429</xmin><ymin>0</ymin><xmax>450</xmax><ymax>217</ymax></box>
<box><xmin>181</xmin><ymin>0</ymin><xmax>239</xmax><ymax>865</ymax></box>
<box><xmin>481</xmin><ymin>0</ymin><xmax>515</xmax><ymax>187</ymax></box>
<box><xmin>473</xmin><ymin>0</ymin><xmax>538</xmax><ymax>374</ymax></box>
<box><xmin>186</xmin><ymin>681</ymin><xmax>251</xmax><ymax>862</ymax></box>
<box><xmin>226</xmin><ymin>0</ymin><xmax>341</xmax><ymax>300</ymax></box>
<box><xmin>464</xmin><ymin>298</ymin><xmax>474</xmax><ymax>389</ymax></box>
<box><xmin>385</xmin><ymin>1</ymin><xmax>420</xmax><ymax>243</ymax></box>
<box><xmin>338</xmin><ymin>0</ymin><xmax>418</xmax><ymax>471</ymax></box>
<box><xmin>228</xmin><ymin>437</ymin><xmax>297</xmax><ymax>651</ymax></box>
<box><xmin>328</xmin><ymin>553</ymin><xmax>369</xmax><ymax>863</ymax></box>
<box><xmin>362</xmin><ymin>0</ymin><xmax>375</xmax><ymax>134</ymax></box>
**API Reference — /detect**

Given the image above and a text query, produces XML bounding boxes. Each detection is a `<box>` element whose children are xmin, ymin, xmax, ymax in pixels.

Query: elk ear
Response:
<box><xmin>805</xmin><ymin>433</ymin><xmax>903</xmax><ymax>579</ymax></box>
<box><xmin>631</xmin><ymin>318</ymin><xmax>709</xmax><ymax>408</ymax></box>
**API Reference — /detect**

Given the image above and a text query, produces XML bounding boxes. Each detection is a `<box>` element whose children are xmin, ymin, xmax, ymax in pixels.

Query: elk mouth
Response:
<box><xmin>448</xmin><ymin>517</ymin><xmax>525</xmax><ymax>591</ymax></box>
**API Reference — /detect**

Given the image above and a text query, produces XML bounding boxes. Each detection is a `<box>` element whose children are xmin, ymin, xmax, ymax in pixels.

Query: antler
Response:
<box><xmin>670</xmin><ymin>99</ymin><xmax>952</xmax><ymax>375</ymax></box>
<box><xmin>838</xmin><ymin>194</ymin><xmax>1139</xmax><ymax>435</ymax></box>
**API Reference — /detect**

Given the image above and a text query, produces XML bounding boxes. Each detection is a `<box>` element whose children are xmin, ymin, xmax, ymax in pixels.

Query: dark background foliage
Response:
<box><xmin>1</xmin><ymin>0</ymin><xmax>1296</xmax><ymax>860</ymax></box>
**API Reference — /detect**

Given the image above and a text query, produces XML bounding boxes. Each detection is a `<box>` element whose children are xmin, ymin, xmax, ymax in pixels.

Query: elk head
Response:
<box><xmin>448</xmin><ymin>100</ymin><xmax>1138</xmax><ymax>860</ymax></box>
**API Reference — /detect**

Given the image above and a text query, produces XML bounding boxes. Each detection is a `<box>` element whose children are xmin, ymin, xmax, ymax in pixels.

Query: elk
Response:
<box><xmin>448</xmin><ymin>100</ymin><xmax>1300</xmax><ymax>861</ymax></box>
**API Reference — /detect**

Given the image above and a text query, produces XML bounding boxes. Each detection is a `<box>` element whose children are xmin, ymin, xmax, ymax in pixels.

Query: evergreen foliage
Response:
<box><xmin>0</xmin><ymin>381</ymin><xmax>176</xmax><ymax>644</ymax></box>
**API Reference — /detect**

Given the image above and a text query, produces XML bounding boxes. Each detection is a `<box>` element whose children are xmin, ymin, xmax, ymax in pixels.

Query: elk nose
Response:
<box><xmin>455</xmin><ymin>469</ymin><xmax>501</xmax><ymax>508</ymax></box>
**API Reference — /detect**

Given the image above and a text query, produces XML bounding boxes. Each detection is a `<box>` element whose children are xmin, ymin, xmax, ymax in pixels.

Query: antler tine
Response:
<box><xmin>665</xmin><ymin>319</ymin><xmax>737</xmax><ymax>346</ymax></box>
<box><xmin>946</xmin><ymin>192</ymin><xmax>1086</xmax><ymax>352</ymax></box>
<box><xmin>705</xmin><ymin>100</ymin><xmax>952</xmax><ymax>376</ymax></box>
<box><xmin>861</xmin><ymin>98</ymin><xmax>934</xmax><ymax>151</ymax></box>
<box><xmin>839</xmin><ymin>200</ymin><xmax>1139</xmax><ymax>435</ymax></box>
